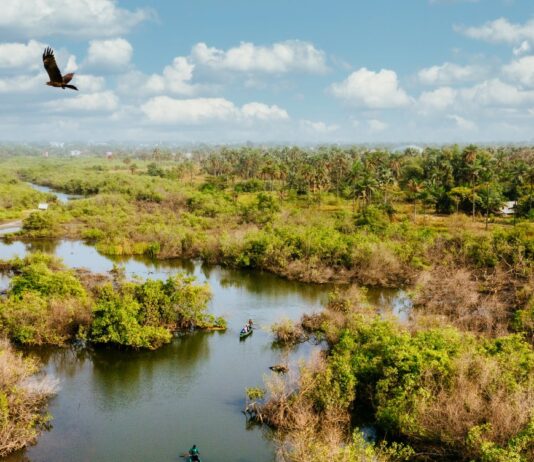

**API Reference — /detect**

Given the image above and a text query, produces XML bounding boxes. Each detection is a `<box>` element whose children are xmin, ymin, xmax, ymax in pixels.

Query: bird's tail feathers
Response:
<box><xmin>62</xmin><ymin>73</ymin><xmax>75</xmax><ymax>84</ymax></box>
<box><xmin>64</xmin><ymin>84</ymin><xmax>78</xmax><ymax>91</ymax></box>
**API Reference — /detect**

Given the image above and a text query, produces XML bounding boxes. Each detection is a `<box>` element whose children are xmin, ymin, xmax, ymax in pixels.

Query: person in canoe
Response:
<box><xmin>241</xmin><ymin>319</ymin><xmax>254</xmax><ymax>335</ymax></box>
<box><xmin>188</xmin><ymin>444</ymin><xmax>200</xmax><ymax>462</ymax></box>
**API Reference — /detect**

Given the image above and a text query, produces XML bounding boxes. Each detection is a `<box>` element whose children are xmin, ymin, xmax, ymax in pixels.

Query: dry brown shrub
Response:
<box><xmin>271</xmin><ymin>318</ymin><xmax>308</xmax><ymax>345</ymax></box>
<box><xmin>415</xmin><ymin>352</ymin><xmax>534</xmax><ymax>457</ymax></box>
<box><xmin>254</xmin><ymin>354</ymin><xmax>356</xmax><ymax>462</ymax></box>
<box><xmin>356</xmin><ymin>244</ymin><xmax>411</xmax><ymax>287</ymax></box>
<box><xmin>0</xmin><ymin>339</ymin><xmax>57</xmax><ymax>457</ymax></box>
<box><xmin>414</xmin><ymin>267</ymin><xmax>509</xmax><ymax>336</ymax></box>
<box><xmin>280</xmin><ymin>259</ymin><xmax>338</xmax><ymax>284</ymax></box>
<box><xmin>47</xmin><ymin>297</ymin><xmax>92</xmax><ymax>342</ymax></box>
<box><xmin>300</xmin><ymin>313</ymin><xmax>327</xmax><ymax>332</ymax></box>
<box><xmin>75</xmin><ymin>268</ymin><xmax>110</xmax><ymax>293</ymax></box>
<box><xmin>161</xmin><ymin>192</ymin><xmax>187</xmax><ymax>211</ymax></box>
<box><xmin>1</xmin><ymin>294</ymin><xmax>92</xmax><ymax>346</ymax></box>
<box><xmin>327</xmin><ymin>285</ymin><xmax>368</xmax><ymax>313</ymax></box>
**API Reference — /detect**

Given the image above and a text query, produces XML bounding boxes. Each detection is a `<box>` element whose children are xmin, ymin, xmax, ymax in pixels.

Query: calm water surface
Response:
<box><xmin>27</xmin><ymin>183</ymin><xmax>83</xmax><ymax>203</ymax></box>
<box><xmin>0</xmin><ymin>239</ymin><xmax>410</xmax><ymax>462</ymax></box>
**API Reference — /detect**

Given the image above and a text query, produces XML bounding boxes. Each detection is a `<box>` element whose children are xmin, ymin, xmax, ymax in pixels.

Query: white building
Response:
<box><xmin>499</xmin><ymin>201</ymin><xmax>516</xmax><ymax>216</ymax></box>
<box><xmin>38</xmin><ymin>203</ymin><xmax>49</xmax><ymax>211</ymax></box>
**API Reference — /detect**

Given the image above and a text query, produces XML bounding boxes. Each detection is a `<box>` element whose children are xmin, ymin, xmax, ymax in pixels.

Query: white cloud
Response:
<box><xmin>0</xmin><ymin>73</ymin><xmax>43</xmax><ymax>93</ymax></box>
<box><xmin>65</xmin><ymin>55</ymin><xmax>78</xmax><ymax>73</ymax></box>
<box><xmin>330</xmin><ymin>68</ymin><xmax>410</xmax><ymax>108</ymax></box>
<box><xmin>0</xmin><ymin>0</ymin><xmax>152</xmax><ymax>39</ymax></box>
<box><xmin>503</xmin><ymin>56</ymin><xmax>534</xmax><ymax>87</ymax></box>
<box><xmin>117</xmin><ymin>58</ymin><xmax>201</xmax><ymax>97</ymax></box>
<box><xmin>145</xmin><ymin>57</ymin><xmax>196</xmax><ymax>95</ymax></box>
<box><xmin>85</xmin><ymin>38</ymin><xmax>132</xmax><ymax>73</ymax></box>
<box><xmin>0</xmin><ymin>40</ymin><xmax>46</xmax><ymax>70</ymax></box>
<box><xmin>191</xmin><ymin>40</ymin><xmax>328</xmax><ymax>74</ymax></box>
<box><xmin>44</xmin><ymin>91</ymin><xmax>119</xmax><ymax>112</ymax></box>
<box><xmin>301</xmin><ymin>120</ymin><xmax>339</xmax><ymax>133</ymax></box>
<box><xmin>513</xmin><ymin>40</ymin><xmax>531</xmax><ymax>56</ymax></box>
<box><xmin>368</xmin><ymin>119</ymin><xmax>388</xmax><ymax>132</ymax></box>
<box><xmin>418</xmin><ymin>62</ymin><xmax>482</xmax><ymax>85</ymax></box>
<box><xmin>72</xmin><ymin>74</ymin><xmax>106</xmax><ymax>93</ymax></box>
<box><xmin>141</xmin><ymin>96</ymin><xmax>289</xmax><ymax>124</ymax></box>
<box><xmin>460</xmin><ymin>78</ymin><xmax>534</xmax><ymax>106</ymax></box>
<box><xmin>458</xmin><ymin>17</ymin><xmax>534</xmax><ymax>44</ymax></box>
<box><xmin>419</xmin><ymin>87</ymin><xmax>457</xmax><ymax>110</ymax></box>
<box><xmin>241</xmin><ymin>102</ymin><xmax>289</xmax><ymax>120</ymax></box>
<box><xmin>447</xmin><ymin>114</ymin><xmax>476</xmax><ymax>131</ymax></box>
<box><xmin>141</xmin><ymin>97</ymin><xmax>237</xmax><ymax>124</ymax></box>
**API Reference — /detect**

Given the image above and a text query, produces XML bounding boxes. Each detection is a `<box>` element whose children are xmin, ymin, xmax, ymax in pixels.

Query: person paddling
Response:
<box><xmin>189</xmin><ymin>444</ymin><xmax>200</xmax><ymax>462</ymax></box>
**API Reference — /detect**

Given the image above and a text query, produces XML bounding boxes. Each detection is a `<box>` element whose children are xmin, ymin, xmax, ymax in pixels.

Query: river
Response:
<box><xmin>26</xmin><ymin>183</ymin><xmax>83</xmax><ymax>203</ymax></box>
<box><xmin>0</xmin><ymin>186</ymin><xmax>411</xmax><ymax>461</ymax></box>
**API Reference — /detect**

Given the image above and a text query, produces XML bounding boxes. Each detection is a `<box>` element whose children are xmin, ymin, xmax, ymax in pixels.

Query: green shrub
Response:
<box><xmin>22</xmin><ymin>212</ymin><xmax>55</xmax><ymax>233</ymax></box>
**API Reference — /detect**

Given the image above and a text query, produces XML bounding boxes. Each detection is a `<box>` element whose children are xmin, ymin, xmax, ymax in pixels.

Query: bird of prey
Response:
<box><xmin>42</xmin><ymin>47</ymin><xmax>78</xmax><ymax>91</ymax></box>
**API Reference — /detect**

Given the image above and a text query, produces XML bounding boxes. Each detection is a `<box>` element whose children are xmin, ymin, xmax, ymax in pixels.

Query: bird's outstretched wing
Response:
<box><xmin>42</xmin><ymin>47</ymin><xmax>63</xmax><ymax>83</ymax></box>
<box><xmin>62</xmin><ymin>73</ymin><xmax>74</xmax><ymax>84</ymax></box>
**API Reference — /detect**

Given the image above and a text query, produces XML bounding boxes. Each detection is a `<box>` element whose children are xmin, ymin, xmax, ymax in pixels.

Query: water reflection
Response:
<box><xmin>25</xmin><ymin>240</ymin><xmax>60</xmax><ymax>254</ymax></box>
<box><xmin>0</xmin><ymin>226</ymin><xmax>21</xmax><ymax>236</ymax></box>
<box><xmin>367</xmin><ymin>288</ymin><xmax>412</xmax><ymax>323</ymax></box>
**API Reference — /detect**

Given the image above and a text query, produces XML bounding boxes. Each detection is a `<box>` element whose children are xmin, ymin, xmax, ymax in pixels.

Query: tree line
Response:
<box><xmin>144</xmin><ymin>145</ymin><xmax>534</xmax><ymax>219</ymax></box>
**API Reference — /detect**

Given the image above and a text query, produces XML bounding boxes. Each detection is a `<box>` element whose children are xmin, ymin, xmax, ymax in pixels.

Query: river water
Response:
<box><xmin>26</xmin><ymin>183</ymin><xmax>83</xmax><ymax>203</ymax></box>
<box><xmin>1</xmin><ymin>185</ymin><xmax>411</xmax><ymax>461</ymax></box>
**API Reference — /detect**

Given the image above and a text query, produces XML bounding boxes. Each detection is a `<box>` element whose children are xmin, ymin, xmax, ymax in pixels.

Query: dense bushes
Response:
<box><xmin>0</xmin><ymin>254</ymin><xmax>90</xmax><ymax>345</ymax></box>
<box><xmin>258</xmin><ymin>314</ymin><xmax>534</xmax><ymax>461</ymax></box>
<box><xmin>91</xmin><ymin>274</ymin><xmax>222</xmax><ymax>349</ymax></box>
<box><xmin>0</xmin><ymin>254</ymin><xmax>224</xmax><ymax>349</ymax></box>
<box><xmin>90</xmin><ymin>284</ymin><xmax>172</xmax><ymax>349</ymax></box>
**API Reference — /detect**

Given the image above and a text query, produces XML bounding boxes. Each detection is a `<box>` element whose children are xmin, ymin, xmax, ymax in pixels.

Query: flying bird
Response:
<box><xmin>42</xmin><ymin>47</ymin><xmax>78</xmax><ymax>91</ymax></box>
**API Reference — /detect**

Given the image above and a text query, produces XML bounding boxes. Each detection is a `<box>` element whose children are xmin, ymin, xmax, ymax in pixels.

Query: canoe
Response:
<box><xmin>239</xmin><ymin>328</ymin><xmax>253</xmax><ymax>339</ymax></box>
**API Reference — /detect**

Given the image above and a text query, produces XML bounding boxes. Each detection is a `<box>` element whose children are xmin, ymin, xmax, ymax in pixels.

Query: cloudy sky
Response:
<box><xmin>2</xmin><ymin>0</ymin><xmax>534</xmax><ymax>144</ymax></box>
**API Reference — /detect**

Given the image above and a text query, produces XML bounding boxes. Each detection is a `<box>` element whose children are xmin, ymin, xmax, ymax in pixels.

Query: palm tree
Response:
<box><xmin>463</xmin><ymin>145</ymin><xmax>482</xmax><ymax>220</ymax></box>
<box><xmin>407</xmin><ymin>179</ymin><xmax>423</xmax><ymax>220</ymax></box>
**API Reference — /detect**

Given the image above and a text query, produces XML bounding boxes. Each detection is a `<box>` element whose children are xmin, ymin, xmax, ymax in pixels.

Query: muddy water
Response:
<box><xmin>0</xmin><ymin>239</ymin><xmax>411</xmax><ymax>462</ymax></box>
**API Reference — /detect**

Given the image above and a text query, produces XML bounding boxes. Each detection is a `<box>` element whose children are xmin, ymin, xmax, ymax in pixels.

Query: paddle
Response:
<box><xmin>179</xmin><ymin>452</ymin><xmax>200</xmax><ymax>460</ymax></box>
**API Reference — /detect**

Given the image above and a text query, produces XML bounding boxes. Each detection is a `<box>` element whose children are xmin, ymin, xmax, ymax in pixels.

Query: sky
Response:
<box><xmin>2</xmin><ymin>0</ymin><xmax>534</xmax><ymax>144</ymax></box>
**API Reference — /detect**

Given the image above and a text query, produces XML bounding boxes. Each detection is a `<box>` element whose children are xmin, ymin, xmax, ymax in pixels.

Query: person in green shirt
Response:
<box><xmin>189</xmin><ymin>444</ymin><xmax>200</xmax><ymax>462</ymax></box>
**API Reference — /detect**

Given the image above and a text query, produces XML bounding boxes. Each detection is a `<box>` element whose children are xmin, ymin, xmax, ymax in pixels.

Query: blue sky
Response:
<box><xmin>1</xmin><ymin>0</ymin><xmax>534</xmax><ymax>144</ymax></box>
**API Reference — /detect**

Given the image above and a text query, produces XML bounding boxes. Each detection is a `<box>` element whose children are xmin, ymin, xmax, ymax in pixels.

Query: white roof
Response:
<box><xmin>500</xmin><ymin>201</ymin><xmax>516</xmax><ymax>214</ymax></box>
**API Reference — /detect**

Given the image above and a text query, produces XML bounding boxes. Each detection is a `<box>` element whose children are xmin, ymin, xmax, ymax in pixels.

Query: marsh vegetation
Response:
<box><xmin>0</xmin><ymin>145</ymin><xmax>532</xmax><ymax>460</ymax></box>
